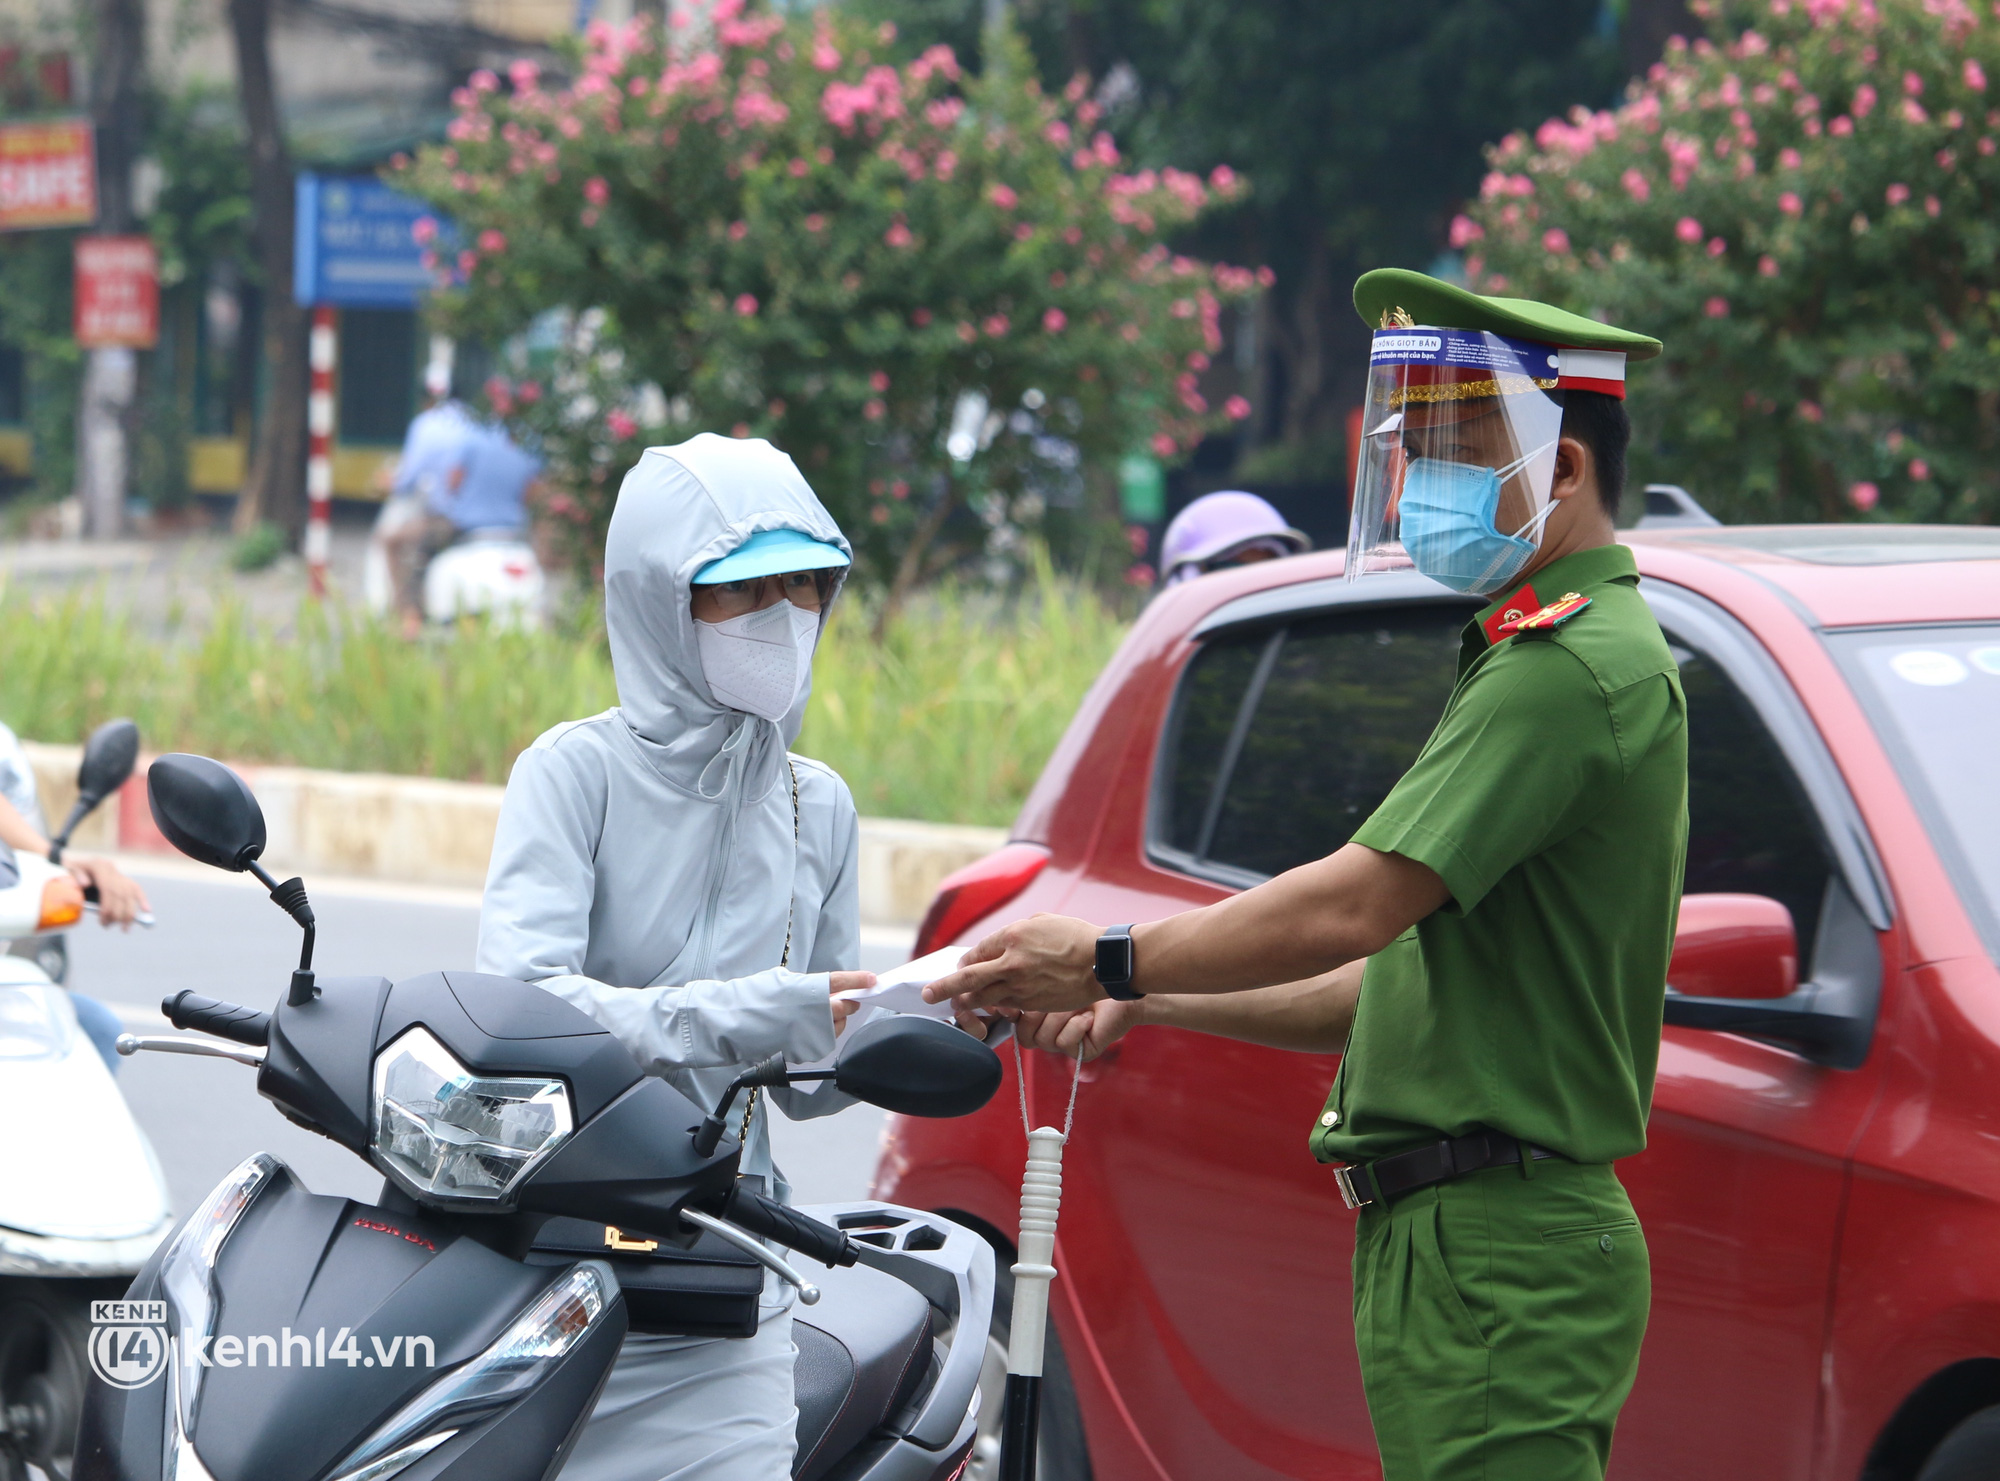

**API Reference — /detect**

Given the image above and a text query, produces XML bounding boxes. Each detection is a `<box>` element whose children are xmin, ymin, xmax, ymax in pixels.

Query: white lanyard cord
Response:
<box><xmin>1012</xmin><ymin>1031</ymin><xmax>1085</xmax><ymax>1142</ymax></box>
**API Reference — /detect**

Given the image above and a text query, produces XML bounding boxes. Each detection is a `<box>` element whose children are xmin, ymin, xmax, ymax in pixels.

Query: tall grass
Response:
<box><xmin>801</xmin><ymin>559</ymin><xmax>1130</xmax><ymax>826</ymax></box>
<box><xmin>0</xmin><ymin>567</ymin><xmax>1128</xmax><ymax>825</ymax></box>
<box><xmin>0</xmin><ymin>588</ymin><xmax>620</xmax><ymax>783</ymax></box>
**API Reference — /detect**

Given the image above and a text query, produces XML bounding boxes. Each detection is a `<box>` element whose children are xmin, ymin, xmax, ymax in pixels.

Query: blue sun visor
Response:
<box><xmin>693</xmin><ymin>527</ymin><xmax>851</xmax><ymax>585</ymax></box>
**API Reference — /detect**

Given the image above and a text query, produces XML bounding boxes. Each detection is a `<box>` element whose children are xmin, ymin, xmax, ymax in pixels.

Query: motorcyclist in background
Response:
<box><xmin>376</xmin><ymin>363</ymin><xmax>476</xmax><ymax>636</ymax></box>
<box><xmin>1159</xmin><ymin>489</ymin><xmax>1311</xmax><ymax>588</ymax></box>
<box><xmin>478</xmin><ymin>434</ymin><xmax>981</xmax><ymax>1479</ymax></box>
<box><xmin>0</xmin><ymin>719</ymin><xmax>152</xmax><ymax>1072</ymax></box>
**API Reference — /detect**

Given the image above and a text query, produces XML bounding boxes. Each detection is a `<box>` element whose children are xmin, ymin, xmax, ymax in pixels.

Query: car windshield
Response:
<box><xmin>1827</xmin><ymin>625</ymin><xmax>2000</xmax><ymax>962</ymax></box>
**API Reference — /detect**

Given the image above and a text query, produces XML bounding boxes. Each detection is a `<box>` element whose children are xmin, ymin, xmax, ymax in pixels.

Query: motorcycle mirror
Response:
<box><xmin>76</xmin><ymin>718</ymin><xmax>140</xmax><ymax>806</ymax></box>
<box><xmin>832</xmin><ymin>1014</ymin><xmax>1001</xmax><ymax>1118</ymax></box>
<box><xmin>146</xmin><ymin>754</ymin><xmax>268</xmax><ymax>873</ymax></box>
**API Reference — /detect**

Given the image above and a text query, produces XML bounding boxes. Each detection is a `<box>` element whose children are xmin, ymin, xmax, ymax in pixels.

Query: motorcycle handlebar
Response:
<box><xmin>163</xmin><ymin>990</ymin><xmax>272</xmax><ymax>1048</ymax></box>
<box><xmin>721</xmin><ymin>1183</ymin><xmax>860</xmax><ymax>1269</ymax></box>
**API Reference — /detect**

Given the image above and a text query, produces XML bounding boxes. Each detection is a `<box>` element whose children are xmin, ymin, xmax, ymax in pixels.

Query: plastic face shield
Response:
<box><xmin>1345</xmin><ymin>328</ymin><xmax>1566</xmax><ymax>587</ymax></box>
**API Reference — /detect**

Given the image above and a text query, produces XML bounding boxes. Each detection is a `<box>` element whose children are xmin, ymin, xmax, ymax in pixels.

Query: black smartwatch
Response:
<box><xmin>1093</xmin><ymin>925</ymin><xmax>1143</xmax><ymax>1000</ymax></box>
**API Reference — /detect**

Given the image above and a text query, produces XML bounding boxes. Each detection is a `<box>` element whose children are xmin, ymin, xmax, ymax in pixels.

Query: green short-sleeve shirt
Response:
<box><xmin>1311</xmin><ymin>544</ymin><xmax>1688</xmax><ymax>1167</ymax></box>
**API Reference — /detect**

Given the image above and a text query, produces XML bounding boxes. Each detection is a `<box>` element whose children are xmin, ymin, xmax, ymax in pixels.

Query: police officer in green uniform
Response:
<box><xmin>926</xmin><ymin>269</ymin><xmax>1689</xmax><ymax>1481</ymax></box>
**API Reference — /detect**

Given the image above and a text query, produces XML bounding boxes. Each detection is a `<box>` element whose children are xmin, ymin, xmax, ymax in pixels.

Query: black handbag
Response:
<box><xmin>527</xmin><ymin>759</ymin><xmax>805</xmax><ymax>1339</ymax></box>
<box><xmin>528</xmin><ymin>1217</ymin><xmax>765</xmax><ymax>1338</ymax></box>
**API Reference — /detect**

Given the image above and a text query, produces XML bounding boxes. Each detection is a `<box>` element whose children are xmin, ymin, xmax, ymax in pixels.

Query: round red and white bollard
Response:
<box><xmin>305</xmin><ymin>305</ymin><xmax>337</xmax><ymax>597</ymax></box>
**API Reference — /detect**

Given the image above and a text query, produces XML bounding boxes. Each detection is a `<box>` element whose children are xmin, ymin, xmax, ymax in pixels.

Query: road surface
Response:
<box><xmin>66</xmin><ymin>859</ymin><xmax>906</xmax><ymax>1218</ymax></box>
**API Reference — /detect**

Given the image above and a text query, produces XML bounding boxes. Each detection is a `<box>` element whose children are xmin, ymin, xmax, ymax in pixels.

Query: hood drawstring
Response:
<box><xmin>696</xmin><ymin>712</ymin><xmax>761</xmax><ymax>801</ymax></box>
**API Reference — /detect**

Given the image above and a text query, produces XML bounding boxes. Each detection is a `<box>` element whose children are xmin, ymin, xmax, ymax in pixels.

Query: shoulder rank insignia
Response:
<box><xmin>1497</xmin><ymin>591</ymin><xmax>1591</xmax><ymax>637</ymax></box>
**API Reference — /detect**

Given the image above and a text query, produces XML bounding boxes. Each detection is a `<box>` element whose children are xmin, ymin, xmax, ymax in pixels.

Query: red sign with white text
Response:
<box><xmin>0</xmin><ymin>116</ymin><xmax>95</xmax><ymax>230</ymax></box>
<box><xmin>74</xmin><ymin>235</ymin><xmax>158</xmax><ymax>348</ymax></box>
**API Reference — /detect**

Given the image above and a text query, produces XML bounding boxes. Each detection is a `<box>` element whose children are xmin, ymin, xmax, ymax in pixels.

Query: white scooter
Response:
<box><xmin>363</xmin><ymin>496</ymin><xmax>546</xmax><ymax>629</ymax></box>
<box><xmin>0</xmin><ymin>723</ymin><xmax>172</xmax><ymax>1481</ymax></box>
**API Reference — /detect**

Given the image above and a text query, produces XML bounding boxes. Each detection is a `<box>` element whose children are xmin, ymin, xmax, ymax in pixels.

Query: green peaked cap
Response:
<box><xmin>1353</xmin><ymin>268</ymin><xmax>1661</xmax><ymax>361</ymax></box>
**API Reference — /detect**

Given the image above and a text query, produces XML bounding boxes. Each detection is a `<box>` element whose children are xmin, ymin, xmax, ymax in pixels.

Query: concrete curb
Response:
<box><xmin>24</xmin><ymin>742</ymin><xmax>1004</xmax><ymax>928</ymax></box>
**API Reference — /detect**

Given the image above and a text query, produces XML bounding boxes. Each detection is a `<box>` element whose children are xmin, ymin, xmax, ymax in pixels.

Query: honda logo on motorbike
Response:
<box><xmin>88</xmin><ymin>1301</ymin><xmax>169</xmax><ymax>1389</ymax></box>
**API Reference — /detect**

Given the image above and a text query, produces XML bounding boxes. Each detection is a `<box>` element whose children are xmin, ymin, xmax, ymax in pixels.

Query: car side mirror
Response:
<box><xmin>833</xmin><ymin>1014</ymin><xmax>1001</xmax><ymax>1118</ymax></box>
<box><xmin>76</xmin><ymin>718</ymin><xmax>140</xmax><ymax>807</ymax></box>
<box><xmin>1669</xmin><ymin>893</ymin><xmax>1798</xmax><ymax>1000</ymax></box>
<box><xmin>147</xmin><ymin>754</ymin><xmax>269</xmax><ymax>873</ymax></box>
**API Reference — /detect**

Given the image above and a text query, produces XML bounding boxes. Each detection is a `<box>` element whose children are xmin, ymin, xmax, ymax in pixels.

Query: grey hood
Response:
<box><xmin>477</xmin><ymin>434</ymin><xmax>861</xmax><ymax>1197</ymax></box>
<box><xmin>606</xmin><ymin>434</ymin><xmax>851</xmax><ymax>791</ymax></box>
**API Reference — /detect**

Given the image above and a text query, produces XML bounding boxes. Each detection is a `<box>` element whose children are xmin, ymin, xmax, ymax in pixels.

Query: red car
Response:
<box><xmin>873</xmin><ymin>523</ymin><xmax>2000</xmax><ymax>1481</ymax></box>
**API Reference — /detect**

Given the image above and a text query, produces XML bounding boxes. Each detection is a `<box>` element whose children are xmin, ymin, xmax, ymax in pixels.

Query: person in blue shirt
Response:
<box><xmin>438</xmin><ymin>423</ymin><xmax>542</xmax><ymax>534</ymax></box>
<box><xmin>386</xmin><ymin>415</ymin><xmax>543</xmax><ymax>637</ymax></box>
<box><xmin>390</xmin><ymin>396</ymin><xmax>475</xmax><ymax>506</ymax></box>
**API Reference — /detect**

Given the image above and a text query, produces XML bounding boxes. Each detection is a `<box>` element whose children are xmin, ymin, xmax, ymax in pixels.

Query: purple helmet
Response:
<box><xmin>1160</xmin><ymin>491</ymin><xmax>1311</xmax><ymax>587</ymax></box>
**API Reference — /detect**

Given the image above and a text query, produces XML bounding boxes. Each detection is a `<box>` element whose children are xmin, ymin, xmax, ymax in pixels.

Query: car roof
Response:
<box><xmin>1624</xmin><ymin>524</ymin><xmax>2000</xmax><ymax>627</ymax></box>
<box><xmin>1160</xmin><ymin>525</ymin><xmax>2000</xmax><ymax>637</ymax></box>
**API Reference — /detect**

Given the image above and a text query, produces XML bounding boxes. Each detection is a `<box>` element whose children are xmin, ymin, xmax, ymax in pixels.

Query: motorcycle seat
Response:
<box><xmin>791</xmin><ymin>1260</ymin><xmax>935</xmax><ymax>1481</ymax></box>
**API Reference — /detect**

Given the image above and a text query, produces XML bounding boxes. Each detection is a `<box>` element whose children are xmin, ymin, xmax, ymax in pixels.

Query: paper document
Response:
<box><xmin>790</xmin><ymin>947</ymin><xmax>1005</xmax><ymax>1091</ymax></box>
<box><xmin>831</xmin><ymin>946</ymin><xmax>973</xmax><ymax>1016</ymax></box>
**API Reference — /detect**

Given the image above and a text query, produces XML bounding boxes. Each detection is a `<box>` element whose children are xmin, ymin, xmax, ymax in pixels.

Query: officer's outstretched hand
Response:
<box><xmin>1018</xmin><ymin>999</ymin><xmax>1144</xmax><ymax>1062</ymax></box>
<box><xmin>922</xmin><ymin>913</ymin><xmax>1102</xmax><ymax>1016</ymax></box>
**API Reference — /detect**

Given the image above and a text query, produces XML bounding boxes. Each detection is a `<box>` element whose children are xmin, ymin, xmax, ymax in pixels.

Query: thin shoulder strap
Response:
<box><xmin>743</xmin><ymin>754</ymin><xmax>801</xmax><ymax>1148</ymax></box>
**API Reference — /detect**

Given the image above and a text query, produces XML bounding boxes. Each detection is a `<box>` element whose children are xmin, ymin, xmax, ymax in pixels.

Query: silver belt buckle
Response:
<box><xmin>1333</xmin><ymin>1164</ymin><xmax>1372</xmax><ymax>1210</ymax></box>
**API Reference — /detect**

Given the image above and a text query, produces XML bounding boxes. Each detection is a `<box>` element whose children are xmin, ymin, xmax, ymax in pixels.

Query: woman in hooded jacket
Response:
<box><xmin>478</xmin><ymin>435</ymin><xmax>927</xmax><ymax>1479</ymax></box>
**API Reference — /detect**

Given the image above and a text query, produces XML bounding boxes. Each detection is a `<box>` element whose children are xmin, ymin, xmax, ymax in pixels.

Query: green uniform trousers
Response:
<box><xmin>1352</xmin><ymin>1158</ymin><xmax>1650</xmax><ymax>1481</ymax></box>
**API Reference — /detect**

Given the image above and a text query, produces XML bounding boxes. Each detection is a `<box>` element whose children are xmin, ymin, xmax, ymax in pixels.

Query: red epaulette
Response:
<box><xmin>1496</xmin><ymin>591</ymin><xmax>1591</xmax><ymax>637</ymax></box>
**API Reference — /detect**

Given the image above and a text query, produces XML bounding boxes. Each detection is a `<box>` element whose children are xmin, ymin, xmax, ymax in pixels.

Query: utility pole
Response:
<box><xmin>228</xmin><ymin>0</ymin><xmax>308</xmax><ymax>543</ymax></box>
<box><xmin>77</xmin><ymin>0</ymin><xmax>146</xmax><ymax>539</ymax></box>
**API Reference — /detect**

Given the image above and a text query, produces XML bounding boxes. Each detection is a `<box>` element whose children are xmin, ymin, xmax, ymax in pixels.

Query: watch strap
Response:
<box><xmin>1095</xmin><ymin>924</ymin><xmax>1143</xmax><ymax>1000</ymax></box>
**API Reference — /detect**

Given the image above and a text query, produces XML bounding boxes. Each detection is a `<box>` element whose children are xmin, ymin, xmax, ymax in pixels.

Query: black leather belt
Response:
<box><xmin>1333</xmin><ymin>1129</ymin><xmax>1563</xmax><ymax>1210</ymax></box>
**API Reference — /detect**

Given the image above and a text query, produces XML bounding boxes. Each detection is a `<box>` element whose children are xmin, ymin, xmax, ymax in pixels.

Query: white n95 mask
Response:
<box><xmin>695</xmin><ymin>599</ymin><xmax>822</xmax><ymax>721</ymax></box>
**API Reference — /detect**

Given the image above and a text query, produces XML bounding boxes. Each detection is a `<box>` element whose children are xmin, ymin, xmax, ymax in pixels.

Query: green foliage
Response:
<box><xmin>0</xmin><ymin>592</ymin><xmax>618</xmax><ymax>785</ymax></box>
<box><xmin>396</xmin><ymin>8</ymin><xmax>1262</xmax><ymax>588</ymax></box>
<box><xmin>852</xmin><ymin>0</ymin><xmax>1623</xmax><ymax>465</ymax></box>
<box><xmin>0</xmin><ymin>232</ymin><xmax>81</xmax><ymax>499</ymax></box>
<box><xmin>229</xmin><ymin>522</ymin><xmax>286</xmax><ymax>572</ymax></box>
<box><xmin>136</xmin><ymin>85</ymin><xmax>255</xmax><ymax>511</ymax></box>
<box><xmin>1461</xmin><ymin>0</ymin><xmax>2000</xmax><ymax>523</ymax></box>
<box><xmin>800</xmin><ymin>553</ymin><xmax>1129</xmax><ymax>823</ymax></box>
<box><xmin>147</xmin><ymin>84</ymin><xmax>254</xmax><ymax>292</ymax></box>
<box><xmin>0</xmin><ymin>576</ymin><xmax>1128</xmax><ymax>824</ymax></box>
<box><xmin>0</xmin><ymin>82</ymin><xmax>253</xmax><ymax>505</ymax></box>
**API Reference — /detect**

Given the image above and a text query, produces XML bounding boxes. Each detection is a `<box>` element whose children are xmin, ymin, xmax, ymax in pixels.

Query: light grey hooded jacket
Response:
<box><xmin>477</xmin><ymin>434</ymin><xmax>859</xmax><ymax>1186</ymax></box>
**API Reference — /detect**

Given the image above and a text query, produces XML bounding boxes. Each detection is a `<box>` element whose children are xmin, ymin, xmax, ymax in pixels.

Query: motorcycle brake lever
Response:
<box><xmin>83</xmin><ymin>903</ymin><xmax>156</xmax><ymax>928</ymax></box>
<box><xmin>114</xmin><ymin>1034</ymin><xmax>264</xmax><ymax>1069</ymax></box>
<box><xmin>678</xmin><ymin>1208</ymin><xmax>821</xmax><ymax>1305</ymax></box>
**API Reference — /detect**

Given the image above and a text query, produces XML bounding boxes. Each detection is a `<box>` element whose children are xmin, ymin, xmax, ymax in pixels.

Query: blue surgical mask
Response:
<box><xmin>1398</xmin><ymin>442</ymin><xmax>1557</xmax><ymax>596</ymax></box>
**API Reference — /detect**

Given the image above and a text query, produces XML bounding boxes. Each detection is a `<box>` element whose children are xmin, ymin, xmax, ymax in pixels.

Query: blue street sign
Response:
<box><xmin>293</xmin><ymin>174</ymin><xmax>447</xmax><ymax>308</ymax></box>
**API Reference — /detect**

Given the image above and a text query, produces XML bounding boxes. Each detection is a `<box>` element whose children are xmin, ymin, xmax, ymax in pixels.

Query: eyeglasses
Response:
<box><xmin>694</xmin><ymin>569</ymin><xmax>842</xmax><ymax>621</ymax></box>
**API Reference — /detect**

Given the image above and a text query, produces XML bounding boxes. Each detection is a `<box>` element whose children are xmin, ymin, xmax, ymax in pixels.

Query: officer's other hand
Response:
<box><xmin>1019</xmin><ymin>999</ymin><xmax>1143</xmax><ymax>1062</ymax></box>
<box><xmin>950</xmin><ymin>1003</ymin><xmax>993</xmax><ymax>1041</ymax></box>
<box><xmin>64</xmin><ymin>857</ymin><xmax>150</xmax><ymax>929</ymax></box>
<box><xmin>921</xmin><ymin>913</ymin><xmax>1100</xmax><ymax>1015</ymax></box>
<box><xmin>828</xmin><ymin>970</ymin><xmax>874</xmax><ymax>1035</ymax></box>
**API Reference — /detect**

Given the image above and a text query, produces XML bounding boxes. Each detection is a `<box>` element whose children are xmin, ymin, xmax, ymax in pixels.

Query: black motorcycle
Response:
<box><xmin>76</xmin><ymin>753</ymin><xmax>1000</xmax><ymax>1481</ymax></box>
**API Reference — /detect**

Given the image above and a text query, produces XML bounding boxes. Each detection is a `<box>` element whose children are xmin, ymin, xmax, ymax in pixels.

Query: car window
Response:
<box><xmin>1826</xmin><ymin>626</ymin><xmax>2000</xmax><ymax>962</ymax></box>
<box><xmin>1157</xmin><ymin>632</ymin><xmax>1267</xmax><ymax>858</ymax></box>
<box><xmin>1674</xmin><ymin>644</ymin><xmax>1835</xmax><ymax>960</ymax></box>
<box><xmin>1155</xmin><ymin>603</ymin><xmax>1844</xmax><ymax>977</ymax></box>
<box><xmin>1154</xmin><ymin>608</ymin><xmax>1467</xmax><ymax>881</ymax></box>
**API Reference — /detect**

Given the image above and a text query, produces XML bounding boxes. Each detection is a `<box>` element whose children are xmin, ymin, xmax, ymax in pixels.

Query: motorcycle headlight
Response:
<box><xmin>161</xmin><ymin>1154</ymin><xmax>279</xmax><ymax>1466</ymax></box>
<box><xmin>371</xmin><ymin>1026</ymin><xmax>573</xmax><ymax>1206</ymax></box>
<box><xmin>326</xmin><ymin>1262</ymin><xmax>614</xmax><ymax>1481</ymax></box>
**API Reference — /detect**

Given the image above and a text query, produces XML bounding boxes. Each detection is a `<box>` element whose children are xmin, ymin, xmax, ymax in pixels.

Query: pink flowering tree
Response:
<box><xmin>396</xmin><ymin>9</ymin><xmax>1261</xmax><ymax>597</ymax></box>
<box><xmin>1454</xmin><ymin>0</ymin><xmax>2000</xmax><ymax>524</ymax></box>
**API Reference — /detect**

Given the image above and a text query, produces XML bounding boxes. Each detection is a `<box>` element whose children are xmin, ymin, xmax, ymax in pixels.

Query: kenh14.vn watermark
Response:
<box><xmin>89</xmin><ymin>1300</ymin><xmax>436</xmax><ymax>1389</ymax></box>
